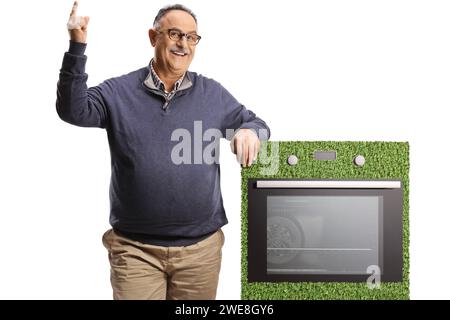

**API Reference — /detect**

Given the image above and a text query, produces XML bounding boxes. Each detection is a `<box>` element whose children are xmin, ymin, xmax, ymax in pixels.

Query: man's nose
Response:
<box><xmin>176</xmin><ymin>36</ymin><xmax>188</xmax><ymax>47</ymax></box>
<box><xmin>175</xmin><ymin>44</ymin><xmax>189</xmax><ymax>53</ymax></box>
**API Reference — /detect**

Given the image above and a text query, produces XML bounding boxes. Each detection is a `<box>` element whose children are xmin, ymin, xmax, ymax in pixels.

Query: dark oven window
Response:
<box><xmin>247</xmin><ymin>179</ymin><xmax>403</xmax><ymax>283</ymax></box>
<box><xmin>267</xmin><ymin>196</ymin><xmax>381</xmax><ymax>275</ymax></box>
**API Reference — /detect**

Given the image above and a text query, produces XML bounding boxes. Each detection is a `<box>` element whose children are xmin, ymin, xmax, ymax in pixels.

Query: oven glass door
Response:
<box><xmin>267</xmin><ymin>195</ymin><xmax>380</xmax><ymax>275</ymax></box>
<box><xmin>247</xmin><ymin>179</ymin><xmax>403</xmax><ymax>283</ymax></box>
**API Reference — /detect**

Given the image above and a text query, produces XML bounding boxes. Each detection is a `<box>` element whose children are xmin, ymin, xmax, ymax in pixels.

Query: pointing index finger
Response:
<box><xmin>70</xmin><ymin>1</ymin><xmax>78</xmax><ymax>18</ymax></box>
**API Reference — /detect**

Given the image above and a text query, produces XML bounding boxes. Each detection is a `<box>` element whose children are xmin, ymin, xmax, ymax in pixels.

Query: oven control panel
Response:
<box><xmin>287</xmin><ymin>151</ymin><xmax>366</xmax><ymax>167</ymax></box>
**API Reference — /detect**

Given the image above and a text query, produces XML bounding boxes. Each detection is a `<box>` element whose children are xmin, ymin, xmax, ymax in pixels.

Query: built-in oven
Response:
<box><xmin>247</xmin><ymin>179</ymin><xmax>403</xmax><ymax>283</ymax></box>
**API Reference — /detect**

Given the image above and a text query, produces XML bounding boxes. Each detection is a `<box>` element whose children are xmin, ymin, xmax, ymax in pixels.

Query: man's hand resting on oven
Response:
<box><xmin>230</xmin><ymin>129</ymin><xmax>261</xmax><ymax>167</ymax></box>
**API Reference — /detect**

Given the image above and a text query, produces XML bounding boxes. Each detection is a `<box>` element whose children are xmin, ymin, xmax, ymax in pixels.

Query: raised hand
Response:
<box><xmin>67</xmin><ymin>1</ymin><xmax>89</xmax><ymax>43</ymax></box>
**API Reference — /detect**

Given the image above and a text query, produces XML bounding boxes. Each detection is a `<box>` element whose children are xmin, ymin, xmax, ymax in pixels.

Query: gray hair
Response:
<box><xmin>153</xmin><ymin>4</ymin><xmax>197</xmax><ymax>29</ymax></box>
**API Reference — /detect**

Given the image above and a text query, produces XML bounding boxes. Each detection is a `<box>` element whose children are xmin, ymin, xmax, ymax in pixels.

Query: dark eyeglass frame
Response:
<box><xmin>157</xmin><ymin>28</ymin><xmax>202</xmax><ymax>45</ymax></box>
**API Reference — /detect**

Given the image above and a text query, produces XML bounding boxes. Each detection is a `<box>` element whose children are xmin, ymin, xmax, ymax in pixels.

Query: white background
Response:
<box><xmin>0</xmin><ymin>0</ymin><xmax>449</xmax><ymax>299</ymax></box>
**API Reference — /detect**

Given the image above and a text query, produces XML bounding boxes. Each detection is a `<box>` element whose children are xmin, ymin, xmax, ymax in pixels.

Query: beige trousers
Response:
<box><xmin>102</xmin><ymin>228</ymin><xmax>224</xmax><ymax>300</ymax></box>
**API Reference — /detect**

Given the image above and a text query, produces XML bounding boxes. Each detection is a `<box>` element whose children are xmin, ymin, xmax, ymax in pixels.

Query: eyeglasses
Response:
<box><xmin>157</xmin><ymin>28</ymin><xmax>202</xmax><ymax>45</ymax></box>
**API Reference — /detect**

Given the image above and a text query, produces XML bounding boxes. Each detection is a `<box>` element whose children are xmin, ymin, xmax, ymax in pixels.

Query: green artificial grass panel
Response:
<box><xmin>241</xmin><ymin>141</ymin><xmax>409</xmax><ymax>300</ymax></box>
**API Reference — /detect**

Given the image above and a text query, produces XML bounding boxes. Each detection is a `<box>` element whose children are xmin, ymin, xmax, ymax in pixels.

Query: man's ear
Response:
<box><xmin>149</xmin><ymin>28</ymin><xmax>158</xmax><ymax>47</ymax></box>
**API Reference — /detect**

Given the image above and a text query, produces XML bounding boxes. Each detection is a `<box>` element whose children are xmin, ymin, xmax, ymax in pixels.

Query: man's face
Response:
<box><xmin>149</xmin><ymin>10</ymin><xmax>198</xmax><ymax>76</ymax></box>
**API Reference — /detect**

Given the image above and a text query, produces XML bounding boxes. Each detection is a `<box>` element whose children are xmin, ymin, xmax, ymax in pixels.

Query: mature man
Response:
<box><xmin>56</xmin><ymin>2</ymin><xmax>270</xmax><ymax>300</ymax></box>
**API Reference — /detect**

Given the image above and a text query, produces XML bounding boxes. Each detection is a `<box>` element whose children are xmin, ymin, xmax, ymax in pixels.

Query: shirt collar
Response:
<box><xmin>149</xmin><ymin>58</ymin><xmax>185</xmax><ymax>94</ymax></box>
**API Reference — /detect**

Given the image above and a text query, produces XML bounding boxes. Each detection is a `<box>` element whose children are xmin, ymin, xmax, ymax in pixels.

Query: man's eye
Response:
<box><xmin>188</xmin><ymin>34</ymin><xmax>199</xmax><ymax>42</ymax></box>
<box><xmin>169</xmin><ymin>31</ymin><xmax>181</xmax><ymax>39</ymax></box>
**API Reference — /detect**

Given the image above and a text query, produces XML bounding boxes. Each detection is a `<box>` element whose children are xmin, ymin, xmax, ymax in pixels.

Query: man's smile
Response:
<box><xmin>170</xmin><ymin>49</ymin><xmax>188</xmax><ymax>57</ymax></box>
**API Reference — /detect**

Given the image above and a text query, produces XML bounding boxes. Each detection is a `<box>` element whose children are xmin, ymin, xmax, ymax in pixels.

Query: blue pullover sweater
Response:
<box><xmin>56</xmin><ymin>41</ymin><xmax>271</xmax><ymax>246</ymax></box>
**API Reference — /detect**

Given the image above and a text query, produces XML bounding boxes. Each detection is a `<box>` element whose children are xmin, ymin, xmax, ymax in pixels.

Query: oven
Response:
<box><xmin>247</xmin><ymin>179</ymin><xmax>403</xmax><ymax>283</ymax></box>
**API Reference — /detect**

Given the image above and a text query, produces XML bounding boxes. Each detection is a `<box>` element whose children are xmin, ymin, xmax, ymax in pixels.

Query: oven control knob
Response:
<box><xmin>287</xmin><ymin>155</ymin><xmax>298</xmax><ymax>166</ymax></box>
<box><xmin>354</xmin><ymin>155</ymin><xmax>365</xmax><ymax>167</ymax></box>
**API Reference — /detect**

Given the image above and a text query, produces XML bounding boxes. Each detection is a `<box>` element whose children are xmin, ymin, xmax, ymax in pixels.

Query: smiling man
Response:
<box><xmin>56</xmin><ymin>2</ymin><xmax>270</xmax><ymax>300</ymax></box>
<box><xmin>149</xmin><ymin>9</ymin><xmax>197</xmax><ymax>93</ymax></box>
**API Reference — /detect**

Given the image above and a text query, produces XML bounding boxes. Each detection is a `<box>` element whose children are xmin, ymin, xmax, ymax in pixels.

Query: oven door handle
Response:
<box><xmin>255</xmin><ymin>180</ymin><xmax>401</xmax><ymax>189</ymax></box>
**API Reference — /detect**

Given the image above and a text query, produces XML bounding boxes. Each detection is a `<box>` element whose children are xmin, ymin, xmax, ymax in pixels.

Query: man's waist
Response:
<box><xmin>112</xmin><ymin>227</ymin><xmax>217</xmax><ymax>247</ymax></box>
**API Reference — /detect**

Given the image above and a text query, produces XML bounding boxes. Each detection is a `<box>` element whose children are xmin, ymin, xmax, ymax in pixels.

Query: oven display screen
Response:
<box><xmin>267</xmin><ymin>196</ymin><xmax>382</xmax><ymax>275</ymax></box>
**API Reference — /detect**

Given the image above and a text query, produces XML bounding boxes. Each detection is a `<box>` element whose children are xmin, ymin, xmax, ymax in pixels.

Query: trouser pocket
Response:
<box><xmin>102</xmin><ymin>228</ymin><xmax>113</xmax><ymax>251</ymax></box>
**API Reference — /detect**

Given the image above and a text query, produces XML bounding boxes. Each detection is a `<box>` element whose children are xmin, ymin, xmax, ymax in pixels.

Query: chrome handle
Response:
<box><xmin>256</xmin><ymin>180</ymin><xmax>401</xmax><ymax>189</ymax></box>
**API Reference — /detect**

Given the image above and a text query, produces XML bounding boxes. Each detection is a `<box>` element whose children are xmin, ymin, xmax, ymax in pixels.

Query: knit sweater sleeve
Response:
<box><xmin>217</xmin><ymin>83</ymin><xmax>271</xmax><ymax>141</ymax></box>
<box><xmin>55</xmin><ymin>41</ymin><xmax>110</xmax><ymax>129</ymax></box>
